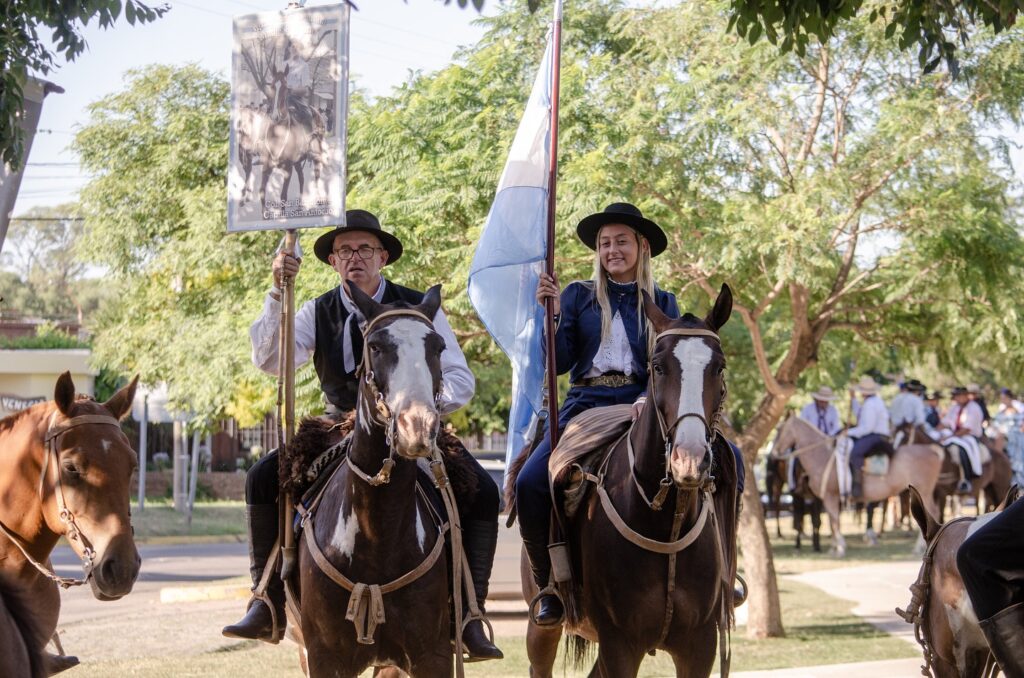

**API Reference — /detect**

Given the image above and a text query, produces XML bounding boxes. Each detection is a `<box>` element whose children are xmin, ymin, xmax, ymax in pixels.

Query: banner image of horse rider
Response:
<box><xmin>941</xmin><ymin>386</ymin><xmax>986</xmax><ymax>494</ymax></box>
<box><xmin>801</xmin><ymin>386</ymin><xmax>841</xmax><ymax>437</ymax></box>
<box><xmin>222</xmin><ymin>209</ymin><xmax>503</xmax><ymax>661</ymax></box>
<box><xmin>845</xmin><ymin>376</ymin><xmax>891</xmax><ymax>500</ymax></box>
<box><xmin>519</xmin><ymin>202</ymin><xmax>744</xmax><ymax>626</ymax></box>
<box><xmin>956</xmin><ymin>492</ymin><xmax>1024</xmax><ymax>677</ymax></box>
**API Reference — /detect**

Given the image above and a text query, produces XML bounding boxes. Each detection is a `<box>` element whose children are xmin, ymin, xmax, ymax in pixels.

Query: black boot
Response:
<box><xmin>850</xmin><ymin>466</ymin><xmax>864</xmax><ymax>500</ymax></box>
<box><xmin>981</xmin><ymin>602</ymin><xmax>1024</xmax><ymax>678</ymax></box>
<box><xmin>460</xmin><ymin>520</ymin><xmax>503</xmax><ymax>661</ymax></box>
<box><xmin>523</xmin><ymin>538</ymin><xmax>564</xmax><ymax>626</ymax></box>
<box><xmin>222</xmin><ymin>504</ymin><xmax>285</xmax><ymax>643</ymax></box>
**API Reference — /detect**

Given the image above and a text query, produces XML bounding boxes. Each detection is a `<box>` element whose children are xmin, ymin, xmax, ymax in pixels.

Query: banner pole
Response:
<box><xmin>544</xmin><ymin>1</ymin><xmax>564</xmax><ymax>452</ymax></box>
<box><xmin>280</xmin><ymin>228</ymin><xmax>298</xmax><ymax>579</ymax></box>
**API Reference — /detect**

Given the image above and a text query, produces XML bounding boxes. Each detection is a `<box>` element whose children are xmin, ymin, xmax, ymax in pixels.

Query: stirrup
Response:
<box><xmin>528</xmin><ymin>585</ymin><xmax>565</xmax><ymax>627</ymax></box>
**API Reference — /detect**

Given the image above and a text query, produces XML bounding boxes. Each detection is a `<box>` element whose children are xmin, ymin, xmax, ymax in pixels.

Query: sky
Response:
<box><xmin>11</xmin><ymin>0</ymin><xmax>1024</xmax><ymax>217</ymax></box>
<box><xmin>14</xmin><ymin>0</ymin><xmax>490</xmax><ymax>214</ymax></box>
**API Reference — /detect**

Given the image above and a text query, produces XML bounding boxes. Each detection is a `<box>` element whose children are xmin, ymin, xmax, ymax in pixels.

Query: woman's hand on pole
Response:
<box><xmin>536</xmin><ymin>272</ymin><xmax>561</xmax><ymax>316</ymax></box>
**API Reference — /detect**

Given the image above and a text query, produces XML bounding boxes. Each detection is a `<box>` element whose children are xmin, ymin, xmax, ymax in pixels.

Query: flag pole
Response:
<box><xmin>543</xmin><ymin>0</ymin><xmax>563</xmax><ymax>453</ymax></box>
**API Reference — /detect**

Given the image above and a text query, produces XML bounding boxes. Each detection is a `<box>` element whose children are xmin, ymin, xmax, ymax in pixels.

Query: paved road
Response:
<box><xmin>49</xmin><ymin>527</ymin><xmax>927</xmax><ymax>675</ymax></box>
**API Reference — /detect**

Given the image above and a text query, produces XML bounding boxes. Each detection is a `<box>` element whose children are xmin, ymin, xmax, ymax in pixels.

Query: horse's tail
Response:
<box><xmin>0</xmin><ymin>575</ymin><xmax>46</xmax><ymax>678</ymax></box>
<box><xmin>563</xmin><ymin>632</ymin><xmax>594</xmax><ymax>671</ymax></box>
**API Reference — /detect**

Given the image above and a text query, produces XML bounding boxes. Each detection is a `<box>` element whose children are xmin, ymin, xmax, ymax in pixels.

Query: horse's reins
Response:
<box><xmin>294</xmin><ymin>307</ymin><xmax>486</xmax><ymax>678</ymax></box>
<box><xmin>0</xmin><ymin>411</ymin><xmax>123</xmax><ymax>589</ymax></box>
<box><xmin>629</xmin><ymin>327</ymin><xmax>726</xmax><ymax>511</ymax></box>
<box><xmin>896</xmin><ymin>515</ymin><xmax>975</xmax><ymax>677</ymax></box>
<box><xmin>581</xmin><ymin>326</ymin><xmax>733</xmax><ymax>666</ymax></box>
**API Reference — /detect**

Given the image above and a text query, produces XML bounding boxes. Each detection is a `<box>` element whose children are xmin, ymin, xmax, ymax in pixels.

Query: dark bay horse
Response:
<box><xmin>293</xmin><ymin>285</ymin><xmax>459</xmax><ymax>677</ymax></box>
<box><xmin>523</xmin><ymin>284</ymin><xmax>738</xmax><ymax>678</ymax></box>
<box><xmin>765</xmin><ymin>451</ymin><xmax>823</xmax><ymax>551</ymax></box>
<box><xmin>0</xmin><ymin>372</ymin><xmax>141</xmax><ymax>671</ymax></box>
<box><xmin>899</xmin><ymin>484</ymin><xmax>1020</xmax><ymax>677</ymax></box>
<box><xmin>933</xmin><ymin>442</ymin><xmax>1012</xmax><ymax>521</ymax></box>
<box><xmin>0</xmin><ymin>575</ymin><xmax>45</xmax><ymax>678</ymax></box>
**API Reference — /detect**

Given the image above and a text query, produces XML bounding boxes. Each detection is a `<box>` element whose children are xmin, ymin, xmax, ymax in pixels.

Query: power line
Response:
<box><xmin>26</xmin><ymin>162</ymin><xmax>79</xmax><ymax>167</ymax></box>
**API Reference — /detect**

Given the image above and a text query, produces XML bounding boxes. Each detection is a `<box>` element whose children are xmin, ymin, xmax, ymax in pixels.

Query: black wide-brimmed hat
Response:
<box><xmin>951</xmin><ymin>386</ymin><xmax>968</xmax><ymax>397</ymax></box>
<box><xmin>313</xmin><ymin>209</ymin><xmax>404</xmax><ymax>265</ymax></box>
<box><xmin>576</xmin><ymin>202</ymin><xmax>668</xmax><ymax>257</ymax></box>
<box><xmin>906</xmin><ymin>379</ymin><xmax>927</xmax><ymax>394</ymax></box>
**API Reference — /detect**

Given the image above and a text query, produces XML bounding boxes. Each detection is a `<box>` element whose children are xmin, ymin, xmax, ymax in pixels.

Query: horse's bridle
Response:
<box><xmin>0</xmin><ymin>410</ymin><xmax>124</xmax><ymax>588</ymax></box>
<box><xmin>631</xmin><ymin>327</ymin><xmax>727</xmax><ymax>510</ymax></box>
<box><xmin>348</xmin><ymin>308</ymin><xmax>442</xmax><ymax>487</ymax></box>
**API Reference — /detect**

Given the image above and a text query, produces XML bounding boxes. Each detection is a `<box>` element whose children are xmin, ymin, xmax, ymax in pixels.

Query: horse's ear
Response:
<box><xmin>704</xmin><ymin>283</ymin><xmax>732</xmax><ymax>333</ymax></box>
<box><xmin>908</xmin><ymin>485</ymin><xmax>940</xmax><ymax>543</ymax></box>
<box><xmin>995</xmin><ymin>483</ymin><xmax>1020</xmax><ymax>511</ymax></box>
<box><xmin>418</xmin><ymin>285</ymin><xmax>442</xmax><ymax>320</ymax></box>
<box><xmin>348</xmin><ymin>281</ymin><xmax>382</xmax><ymax>321</ymax></box>
<box><xmin>642</xmin><ymin>290</ymin><xmax>672</xmax><ymax>334</ymax></box>
<box><xmin>103</xmin><ymin>375</ymin><xmax>139</xmax><ymax>421</ymax></box>
<box><xmin>54</xmin><ymin>372</ymin><xmax>75</xmax><ymax>416</ymax></box>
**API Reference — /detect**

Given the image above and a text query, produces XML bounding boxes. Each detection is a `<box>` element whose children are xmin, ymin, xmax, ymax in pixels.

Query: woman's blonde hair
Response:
<box><xmin>591</xmin><ymin>225</ymin><xmax>656</xmax><ymax>356</ymax></box>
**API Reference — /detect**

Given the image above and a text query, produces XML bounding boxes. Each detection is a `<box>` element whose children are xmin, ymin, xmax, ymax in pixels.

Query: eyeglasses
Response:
<box><xmin>332</xmin><ymin>245</ymin><xmax>383</xmax><ymax>261</ymax></box>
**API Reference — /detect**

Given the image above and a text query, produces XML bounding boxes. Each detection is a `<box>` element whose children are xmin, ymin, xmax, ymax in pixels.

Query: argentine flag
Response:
<box><xmin>468</xmin><ymin>24</ymin><xmax>557</xmax><ymax>472</ymax></box>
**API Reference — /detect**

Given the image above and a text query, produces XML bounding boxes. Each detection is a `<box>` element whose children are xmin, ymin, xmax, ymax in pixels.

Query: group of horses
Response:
<box><xmin>236</xmin><ymin>60</ymin><xmax>327</xmax><ymax>215</ymax></box>
<box><xmin>1</xmin><ymin>281</ymin><xmax>1014</xmax><ymax>677</ymax></box>
<box><xmin>767</xmin><ymin>416</ymin><xmax>1014</xmax><ymax>557</ymax></box>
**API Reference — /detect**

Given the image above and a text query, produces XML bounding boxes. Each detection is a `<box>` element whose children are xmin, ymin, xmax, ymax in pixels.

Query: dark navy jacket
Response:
<box><xmin>552</xmin><ymin>279</ymin><xmax>679</xmax><ymax>384</ymax></box>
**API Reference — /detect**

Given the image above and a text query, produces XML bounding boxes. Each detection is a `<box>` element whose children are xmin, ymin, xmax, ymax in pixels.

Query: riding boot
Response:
<box><xmin>523</xmin><ymin>538</ymin><xmax>564</xmax><ymax>626</ymax></box>
<box><xmin>222</xmin><ymin>503</ymin><xmax>286</xmax><ymax>643</ymax></box>
<box><xmin>460</xmin><ymin>520</ymin><xmax>503</xmax><ymax>661</ymax></box>
<box><xmin>980</xmin><ymin>602</ymin><xmax>1024</xmax><ymax>678</ymax></box>
<box><xmin>850</xmin><ymin>466</ymin><xmax>864</xmax><ymax>500</ymax></box>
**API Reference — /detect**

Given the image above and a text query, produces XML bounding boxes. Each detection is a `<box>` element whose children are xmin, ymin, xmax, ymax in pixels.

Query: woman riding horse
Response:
<box><xmin>516</xmin><ymin>202</ymin><xmax>743</xmax><ymax>625</ymax></box>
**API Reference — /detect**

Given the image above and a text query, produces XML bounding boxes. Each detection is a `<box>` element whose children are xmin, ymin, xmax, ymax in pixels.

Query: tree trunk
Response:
<box><xmin>735</xmin><ymin>391</ymin><xmax>793</xmax><ymax>638</ymax></box>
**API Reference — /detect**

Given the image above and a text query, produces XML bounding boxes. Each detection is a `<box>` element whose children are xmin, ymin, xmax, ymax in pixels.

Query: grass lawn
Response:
<box><xmin>130</xmin><ymin>500</ymin><xmax>247</xmax><ymax>542</ymax></box>
<box><xmin>71</xmin><ymin>577</ymin><xmax>914</xmax><ymax>677</ymax></box>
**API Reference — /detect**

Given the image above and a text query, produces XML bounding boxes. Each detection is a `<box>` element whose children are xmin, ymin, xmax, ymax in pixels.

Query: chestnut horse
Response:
<box><xmin>291</xmin><ymin>286</ymin><xmax>463</xmax><ymax>677</ymax></box>
<box><xmin>898</xmin><ymin>484</ymin><xmax>1020</xmax><ymax>677</ymax></box>
<box><xmin>522</xmin><ymin>284</ymin><xmax>738</xmax><ymax>678</ymax></box>
<box><xmin>0</xmin><ymin>574</ymin><xmax>45</xmax><ymax>678</ymax></box>
<box><xmin>0</xmin><ymin>372</ymin><xmax>141</xmax><ymax>670</ymax></box>
<box><xmin>770</xmin><ymin>415</ymin><xmax>943</xmax><ymax>556</ymax></box>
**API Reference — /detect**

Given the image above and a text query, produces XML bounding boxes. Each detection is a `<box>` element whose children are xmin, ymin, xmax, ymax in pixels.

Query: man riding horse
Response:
<box><xmin>941</xmin><ymin>386</ymin><xmax>986</xmax><ymax>494</ymax></box>
<box><xmin>221</xmin><ymin>209</ymin><xmax>502</xmax><ymax>661</ymax></box>
<box><xmin>845</xmin><ymin>376</ymin><xmax>892</xmax><ymax>500</ymax></box>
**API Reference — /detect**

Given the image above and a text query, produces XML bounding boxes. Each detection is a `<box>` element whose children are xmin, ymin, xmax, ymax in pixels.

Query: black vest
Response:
<box><xmin>313</xmin><ymin>280</ymin><xmax>425</xmax><ymax>411</ymax></box>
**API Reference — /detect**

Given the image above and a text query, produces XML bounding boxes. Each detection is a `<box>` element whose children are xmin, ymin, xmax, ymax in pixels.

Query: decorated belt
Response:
<box><xmin>572</xmin><ymin>373</ymin><xmax>638</xmax><ymax>389</ymax></box>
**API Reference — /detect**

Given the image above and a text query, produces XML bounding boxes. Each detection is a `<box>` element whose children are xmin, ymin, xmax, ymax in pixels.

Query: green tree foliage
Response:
<box><xmin>1</xmin><ymin>0</ymin><xmax>168</xmax><ymax>168</ymax></box>
<box><xmin>1</xmin><ymin>204</ymin><xmax>109</xmax><ymax>320</ymax></box>
<box><xmin>727</xmin><ymin>0</ymin><xmax>1021</xmax><ymax>73</ymax></box>
<box><xmin>74</xmin><ymin>0</ymin><xmax>1023</xmax><ymax>637</ymax></box>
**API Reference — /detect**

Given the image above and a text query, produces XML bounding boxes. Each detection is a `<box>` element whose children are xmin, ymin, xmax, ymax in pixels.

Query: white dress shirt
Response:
<box><xmin>586</xmin><ymin>311</ymin><xmax>635</xmax><ymax>377</ymax></box>
<box><xmin>942</xmin><ymin>401</ymin><xmax>985</xmax><ymax>438</ymax></box>
<box><xmin>847</xmin><ymin>395</ymin><xmax>890</xmax><ymax>438</ymax></box>
<box><xmin>800</xmin><ymin>402</ymin><xmax>841</xmax><ymax>436</ymax></box>
<box><xmin>890</xmin><ymin>392</ymin><xmax>927</xmax><ymax>427</ymax></box>
<box><xmin>250</xmin><ymin>276</ymin><xmax>475</xmax><ymax>415</ymax></box>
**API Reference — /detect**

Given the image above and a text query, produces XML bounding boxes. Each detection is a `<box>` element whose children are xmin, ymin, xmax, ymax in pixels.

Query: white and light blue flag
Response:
<box><xmin>468</xmin><ymin>25</ymin><xmax>557</xmax><ymax>472</ymax></box>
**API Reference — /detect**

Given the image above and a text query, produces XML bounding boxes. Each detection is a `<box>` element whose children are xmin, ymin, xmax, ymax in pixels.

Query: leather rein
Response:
<box><xmin>581</xmin><ymin>326</ymin><xmax>732</xmax><ymax>660</ymax></box>
<box><xmin>0</xmin><ymin>410</ymin><xmax>124</xmax><ymax>588</ymax></box>
<box><xmin>297</xmin><ymin>308</ymin><xmax>486</xmax><ymax>678</ymax></box>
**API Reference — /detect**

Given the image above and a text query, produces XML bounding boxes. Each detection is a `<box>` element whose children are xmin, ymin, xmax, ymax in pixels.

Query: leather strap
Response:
<box><xmin>594</xmin><ymin>484</ymin><xmax>711</xmax><ymax>555</ymax></box>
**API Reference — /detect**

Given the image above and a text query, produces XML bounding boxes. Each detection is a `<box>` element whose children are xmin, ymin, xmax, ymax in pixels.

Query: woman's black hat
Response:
<box><xmin>313</xmin><ymin>209</ymin><xmax>404</xmax><ymax>265</ymax></box>
<box><xmin>576</xmin><ymin>202</ymin><xmax>668</xmax><ymax>257</ymax></box>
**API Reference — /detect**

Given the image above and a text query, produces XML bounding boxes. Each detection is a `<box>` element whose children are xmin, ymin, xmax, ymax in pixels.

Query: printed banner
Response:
<box><xmin>0</xmin><ymin>393</ymin><xmax>46</xmax><ymax>414</ymax></box>
<box><xmin>228</xmin><ymin>3</ymin><xmax>349</xmax><ymax>232</ymax></box>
